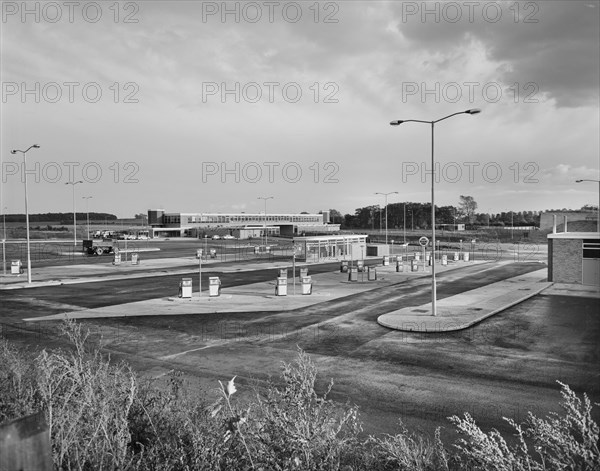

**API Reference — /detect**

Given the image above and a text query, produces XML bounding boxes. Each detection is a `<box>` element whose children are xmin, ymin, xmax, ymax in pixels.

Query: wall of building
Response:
<box><xmin>551</xmin><ymin>238</ymin><xmax>582</xmax><ymax>283</ymax></box>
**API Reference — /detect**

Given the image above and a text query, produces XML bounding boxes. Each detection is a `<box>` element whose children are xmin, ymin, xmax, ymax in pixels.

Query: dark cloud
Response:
<box><xmin>395</xmin><ymin>1</ymin><xmax>599</xmax><ymax>107</ymax></box>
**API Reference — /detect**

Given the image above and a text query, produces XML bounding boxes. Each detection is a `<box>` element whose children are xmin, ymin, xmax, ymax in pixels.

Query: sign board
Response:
<box><xmin>418</xmin><ymin>236</ymin><xmax>429</xmax><ymax>247</ymax></box>
<box><xmin>196</xmin><ymin>249</ymin><xmax>203</xmax><ymax>259</ymax></box>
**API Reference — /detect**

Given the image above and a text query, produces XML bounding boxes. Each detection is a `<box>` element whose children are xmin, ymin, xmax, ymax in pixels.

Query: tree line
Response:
<box><xmin>328</xmin><ymin>195</ymin><xmax>547</xmax><ymax>230</ymax></box>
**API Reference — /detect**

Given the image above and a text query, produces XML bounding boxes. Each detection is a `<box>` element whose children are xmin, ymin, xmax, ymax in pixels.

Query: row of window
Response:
<box><xmin>183</xmin><ymin>215</ymin><xmax>322</xmax><ymax>224</ymax></box>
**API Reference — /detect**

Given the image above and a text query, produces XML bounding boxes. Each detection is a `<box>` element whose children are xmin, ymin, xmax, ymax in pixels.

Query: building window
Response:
<box><xmin>583</xmin><ymin>239</ymin><xmax>600</xmax><ymax>259</ymax></box>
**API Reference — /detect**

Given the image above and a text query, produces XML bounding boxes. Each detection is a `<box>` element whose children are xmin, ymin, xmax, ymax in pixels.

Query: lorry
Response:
<box><xmin>83</xmin><ymin>238</ymin><xmax>116</xmax><ymax>255</ymax></box>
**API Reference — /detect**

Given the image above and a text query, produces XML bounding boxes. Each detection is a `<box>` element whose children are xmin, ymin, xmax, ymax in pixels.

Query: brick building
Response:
<box><xmin>547</xmin><ymin>215</ymin><xmax>599</xmax><ymax>286</ymax></box>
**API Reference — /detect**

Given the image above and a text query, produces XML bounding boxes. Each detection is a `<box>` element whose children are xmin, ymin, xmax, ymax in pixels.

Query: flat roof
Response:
<box><xmin>293</xmin><ymin>235</ymin><xmax>367</xmax><ymax>241</ymax></box>
<box><xmin>547</xmin><ymin>232</ymin><xmax>600</xmax><ymax>239</ymax></box>
<box><xmin>168</xmin><ymin>212</ymin><xmax>323</xmax><ymax>217</ymax></box>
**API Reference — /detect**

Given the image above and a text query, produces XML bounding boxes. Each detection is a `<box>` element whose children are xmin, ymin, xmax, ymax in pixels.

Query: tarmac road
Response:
<box><xmin>0</xmin><ymin>260</ymin><xmax>542</xmax><ymax>322</ymax></box>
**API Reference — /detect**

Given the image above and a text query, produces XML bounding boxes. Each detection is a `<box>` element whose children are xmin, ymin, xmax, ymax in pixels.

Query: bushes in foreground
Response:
<box><xmin>0</xmin><ymin>322</ymin><xmax>598</xmax><ymax>470</ymax></box>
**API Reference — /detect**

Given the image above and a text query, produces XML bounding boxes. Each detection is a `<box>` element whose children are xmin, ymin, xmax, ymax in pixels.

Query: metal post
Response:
<box><xmin>66</xmin><ymin>181</ymin><xmax>82</xmax><ymax>246</ymax></box>
<box><xmin>83</xmin><ymin>196</ymin><xmax>92</xmax><ymax>239</ymax></box>
<box><xmin>385</xmin><ymin>198</ymin><xmax>388</xmax><ymax>245</ymax></box>
<box><xmin>11</xmin><ymin>145</ymin><xmax>40</xmax><ymax>283</ymax></box>
<box><xmin>258</xmin><ymin>196</ymin><xmax>273</xmax><ymax>248</ymax></box>
<box><xmin>2</xmin><ymin>210</ymin><xmax>6</xmax><ymax>276</ymax></box>
<box><xmin>199</xmin><ymin>254</ymin><xmax>202</xmax><ymax>297</ymax></box>
<box><xmin>403</xmin><ymin>203</ymin><xmax>406</xmax><ymax>244</ymax></box>
<box><xmin>431</xmin><ymin>122</ymin><xmax>436</xmax><ymax>316</ymax></box>
<box><xmin>72</xmin><ymin>184</ymin><xmax>76</xmax><ymax>245</ymax></box>
<box><xmin>390</xmin><ymin>109</ymin><xmax>481</xmax><ymax>316</ymax></box>
<box><xmin>25</xmin><ymin>158</ymin><xmax>32</xmax><ymax>282</ymax></box>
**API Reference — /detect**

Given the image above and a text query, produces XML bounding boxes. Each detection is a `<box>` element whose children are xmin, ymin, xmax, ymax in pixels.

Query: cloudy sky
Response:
<box><xmin>2</xmin><ymin>0</ymin><xmax>599</xmax><ymax>218</ymax></box>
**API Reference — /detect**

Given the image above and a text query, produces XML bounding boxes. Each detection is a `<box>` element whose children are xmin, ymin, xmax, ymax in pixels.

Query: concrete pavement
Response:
<box><xmin>377</xmin><ymin>269</ymin><xmax>551</xmax><ymax>332</ymax></box>
<box><xmin>8</xmin><ymin>251</ymin><xmax>590</xmax><ymax>335</ymax></box>
<box><xmin>21</xmin><ymin>257</ymin><xmax>492</xmax><ymax>322</ymax></box>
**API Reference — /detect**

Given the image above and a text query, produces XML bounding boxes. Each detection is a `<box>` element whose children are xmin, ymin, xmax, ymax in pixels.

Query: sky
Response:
<box><xmin>1</xmin><ymin>0</ymin><xmax>599</xmax><ymax>218</ymax></box>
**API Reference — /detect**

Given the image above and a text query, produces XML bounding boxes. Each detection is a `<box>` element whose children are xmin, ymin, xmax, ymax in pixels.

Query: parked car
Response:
<box><xmin>223</xmin><ymin>234</ymin><xmax>235</xmax><ymax>240</ymax></box>
<box><xmin>212</xmin><ymin>235</ymin><xmax>221</xmax><ymax>240</ymax></box>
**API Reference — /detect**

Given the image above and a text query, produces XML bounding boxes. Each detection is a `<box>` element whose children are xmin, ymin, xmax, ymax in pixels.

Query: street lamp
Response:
<box><xmin>2</xmin><ymin>206</ymin><xmax>6</xmax><ymax>276</ymax></box>
<box><xmin>82</xmin><ymin>196</ymin><xmax>93</xmax><ymax>239</ymax></box>
<box><xmin>257</xmin><ymin>196</ymin><xmax>274</xmax><ymax>247</ymax></box>
<box><xmin>10</xmin><ymin>144</ymin><xmax>40</xmax><ymax>283</ymax></box>
<box><xmin>375</xmin><ymin>191</ymin><xmax>398</xmax><ymax>246</ymax></box>
<box><xmin>403</xmin><ymin>203</ymin><xmax>407</xmax><ymax>243</ymax></box>
<box><xmin>66</xmin><ymin>181</ymin><xmax>83</xmax><ymax>246</ymax></box>
<box><xmin>575</xmin><ymin>179</ymin><xmax>600</xmax><ymax>232</ymax></box>
<box><xmin>390</xmin><ymin>109</ymin><xmax>481</xmax><ymax>316</ymax></box>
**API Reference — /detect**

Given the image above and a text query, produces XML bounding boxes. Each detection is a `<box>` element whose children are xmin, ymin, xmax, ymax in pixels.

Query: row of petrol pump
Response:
<box><xmin>178</xmin><ymin>276</ymin><xmax>222</xmax><ymax>298</ymax></box>
<box><xmin>112</xmin><ymin>251</ymin><xmax>141</xmax><ymax>265</ymax></box>
<box><xmin>274</xmin><ymin>267</ymin><xmax>312</xmax><ymax>296</ymax></box>
<box><xmin>340</xmin><ymin>250</ymin><xmax>470</xmax><ymax>281</ymax></box>
<box><xmin>178</xmin><ymin>249</ymin><xmax>313</xmax><ymax>298</ymax></box>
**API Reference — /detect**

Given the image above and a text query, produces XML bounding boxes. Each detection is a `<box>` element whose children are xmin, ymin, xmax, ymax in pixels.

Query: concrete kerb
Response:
<box><xmin>377</xmin><ymin>269</ymin><xmax>551</xmax><ymax>333</ymax></box>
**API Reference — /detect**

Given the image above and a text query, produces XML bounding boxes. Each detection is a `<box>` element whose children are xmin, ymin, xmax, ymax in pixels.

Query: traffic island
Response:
<box><xmin>377</xmin><ymin>269</ymin><xmax>551</xmax><ymax>332</ymax></box>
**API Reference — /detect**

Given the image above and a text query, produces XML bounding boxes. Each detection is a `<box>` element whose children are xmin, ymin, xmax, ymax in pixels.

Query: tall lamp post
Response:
<box><xmin>403</xmin><ymin>203</ymin><xmax>407</xmax><ymax>243</ymax></box>
<box><xmin>2</xmin><ymin>207</ymin><xmax>6</xmax><ymax>276</ymax></box>
<box><xmin>66</xmin><ymin>180</ymin><xmax>83</xmax><ymax>246</ymax></box>
<box><xmin>375</xmin><ymin>191</ymin><xmax>398</xmax><ymax>246</ymax></box>
<box><xmin>10</xmin><ymin>144</ymin><xmax>40</xmax><ymax>283</ymax></box>
<box><xmin>82</xmin><ymin>196</ymin><xmax>93</xmax><ymax>239</ymax></box>
<box><xmin>390</xmin><ymin>109</ymin><xmax>481</xmax><ymax>316</ymax></box>
<box><xmin>257</xmin><ymin>196</ymin><xmax>273</xmax><ymax>247</ymax></box>
<box><xmin>575</xmin><ymin>179</ymin><xmax>600</xmax><ymax>232</ymax></box>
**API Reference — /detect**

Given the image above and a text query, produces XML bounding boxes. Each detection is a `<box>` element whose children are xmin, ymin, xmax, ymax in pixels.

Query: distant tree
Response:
<box><xmin>475</xmin><ymin>213</ymin><xmax>490</xmax><ymax>225</ymax></box>
<box><xmin>328</xmin><ymin>209</ymin><xmax>343</xmax><ymax>224</ymax></box>
<box><xmin>344</xmin><ymin>213</ymin><xmax>357</xmax><ymax>228</ymax></box>
<box><xmin>458</xmin><ymin>195</ymin><xmax>478</xmax><ymax>224</ymax></box>
<box><xmin>437</xmin><ymin>206</ymin><xmax>456</xmax><ymax>225</ymax></box>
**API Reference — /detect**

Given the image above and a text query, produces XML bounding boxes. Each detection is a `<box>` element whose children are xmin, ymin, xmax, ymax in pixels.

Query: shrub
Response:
<box><xmin>1</xmin><ymin>324</ymin><xmax>598</xmax><ymax>471</ymax></box>
<box><xmin>448</xmin><ymin>381</ymin><xmax>599</xmax><ymax>470</ymax></box>
<box><xmin>36</xmin><ymin>321</ymin><xmax>137</xmax><ymax>470</ymax></box>
<box><xmin>248</xmin><ymin>348</ymin><xmax>363</xmax><ymax>470</ymax></box>
<box><xmin>0</xmin><ymin>338</ymin><xmax>40</xmax><ymax>422</ymax></box>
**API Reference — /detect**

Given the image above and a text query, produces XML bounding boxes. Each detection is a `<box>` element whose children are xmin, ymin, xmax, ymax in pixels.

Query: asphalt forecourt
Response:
<box><xmin>6</xmin><ymin>259</ymin><xmax>596</xmax><ymax>443</ymax></box>
<box><xmin>22</xmin><ymin>257</ymin><xmax>493</xmax><ymax>322</ymax></box>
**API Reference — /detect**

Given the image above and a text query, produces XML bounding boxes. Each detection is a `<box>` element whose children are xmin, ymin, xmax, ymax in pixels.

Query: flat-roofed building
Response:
<box><xmin>547</xmin><ymin>215</ymin><xmax>600</xmax><ymax>286</ymax></box>
<box><xmin>147</xmin><ymin>210</ymin><xmax>340</xmax><ymax>239</ymax></box>
<box><xmin>293</xmin><ymin>234</ymin><xmax>367</xmax><ymax>262</ymax></box>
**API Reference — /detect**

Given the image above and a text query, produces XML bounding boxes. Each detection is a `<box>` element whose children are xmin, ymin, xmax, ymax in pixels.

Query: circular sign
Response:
<box><xmin>419</xmin><ymin>236</ymin><xmax>429</xmax><ymax>247</ymax></box>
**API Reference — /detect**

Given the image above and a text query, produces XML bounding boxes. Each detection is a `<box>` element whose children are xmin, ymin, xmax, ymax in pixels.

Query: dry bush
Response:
<box><xmin>1</xmin><ymin>325</ymin><xmax>598</xmax><ymax>471</ymax></box>
<box><xmin>34</xmin><ymin>321</ymin><xmax>137</xmax><ymax>470</ymax></box>
<box><xmin>0</xmin><ymin>338</ymin><xmax>40</xmax><ymax>422</ymax></box>
<box><xmin>448</xmin><ymin>381</ymin><xmax>599</xmax><ymax>471</ymax></box>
